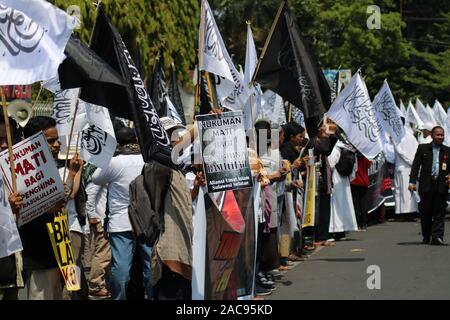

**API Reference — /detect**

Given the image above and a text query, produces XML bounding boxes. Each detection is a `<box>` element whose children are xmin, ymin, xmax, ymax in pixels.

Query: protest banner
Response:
<box><xmin>367</xmin><ymin>153</ymin><xmax>386</xmax><ymax>213</ymax></box>
<box><xmin>205</xmin><ymin>190</ymin><xmax>245</xmax><ymax>300</ymax></box>
<box><xmin>302</xmin><ymin>151</ymin><xmax>317</xmax><ymax>228</ymax></box>
<box><xmin>196</xmin><ymin>111</ymin><xmax>253</xmax><ymax>194</ymax></box>
<box><xmin>3</xmin><ymin>85</ymin><xmax>32</xmax><ymax>103</ymax></box>
<box><xmin>46</xmin><ymin>210</ymin><xmax>80</xmax><ymax>291</ymax></box>
<box><xmin>0</xmin><ymin>132</ymin><xmax>65</xmax><ymax>226</ymax></box>
<box><xmin>233</xmin><ymin>187</ymin><xmax>256</xmax><ymax>300</ymax></box>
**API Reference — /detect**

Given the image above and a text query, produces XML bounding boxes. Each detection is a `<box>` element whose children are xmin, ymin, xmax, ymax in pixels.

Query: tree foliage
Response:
<box><xmin>210</xmin><ymin>0</ymin><xmax>450</xmax><ymax>106</ymax></box>
<box><xmin>33</xmin><ymin>1</ymin><xmax>449</xmax><ymax>107</ymax></box>
<box><xmin>50</xmin><ymin>0</ymin><xmax>198</xmax><ymax>85</ymax></box>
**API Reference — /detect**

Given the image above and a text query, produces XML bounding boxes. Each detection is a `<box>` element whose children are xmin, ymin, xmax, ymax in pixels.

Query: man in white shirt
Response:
<box><xmin>84</xmin><ymin>163</ymin><xmax>111</xmax><ymax>299</ymax></box>
<box><xmin>92</xmin><ymin>127</ymin><xmax>149</xmax><ymax>300</ymax></box>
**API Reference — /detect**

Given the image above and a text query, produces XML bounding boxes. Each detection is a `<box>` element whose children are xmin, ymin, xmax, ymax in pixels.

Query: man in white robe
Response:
<box><xmin>328</xmin><ymin>140</ymin><xmax>358</xmax><ymax>233</ymax></box>
<box><xmin>393</xmin><ymin>125</ymin><xmax>419</xmax><ymax>215</ymax></box>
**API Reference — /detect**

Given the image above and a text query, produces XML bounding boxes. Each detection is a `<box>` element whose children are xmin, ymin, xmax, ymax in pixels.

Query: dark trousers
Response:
<box><xmin>315</xmin><ymin>193</ymin><xmax>331</xmax><ymax>241</ymax></box>
<box><xmin>154</xmin><ymin>265</ymin><xmax>191</xmax><ymax>300</ymax></box>
<box><xmin>259</xmin><ymin>226</ymin><xmax>280</xmax><ymax>272</ymax></box>
<box><xmin>351</xmin><ymin>185</ymin><xmax>369</xmax><ymax>228</ymax></box>
<box><xmin>419</xmin><ymin>182</ymin><xmax>447</xmax><ymax>240</ymax></box>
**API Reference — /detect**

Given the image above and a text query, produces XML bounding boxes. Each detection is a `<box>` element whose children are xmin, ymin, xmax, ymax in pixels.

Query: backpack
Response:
<box><xmin>128</xmin><ymin>161</ymin><xmax>172</xmax><ymax>245</ymax></box>
<box><xmin>335</xmin><ymin>148</ymin><xmax>356</xmax><ymax>177</ymax></box>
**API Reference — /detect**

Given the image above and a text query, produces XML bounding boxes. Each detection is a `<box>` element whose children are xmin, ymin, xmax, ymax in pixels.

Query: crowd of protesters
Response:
<box><xmin>0</xmin><ymin>110</ymin><xmax>416</xmax><ymax>300</ymax></box>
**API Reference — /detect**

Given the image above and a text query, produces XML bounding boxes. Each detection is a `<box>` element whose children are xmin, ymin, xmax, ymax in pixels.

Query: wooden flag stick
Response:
<box><xmin>194</xmin><ymin>67</ymin><xmax>200</xmax><ymax>119</ymax></box>
<box><xmin>62</xmin><ymin>1</ymin><xmax>102</xmax><ymax>182</ymax></box>
<box><xmin>0</xmin><ymin>86</ymin><xmax>17</xmax><ymax>192</ymax></box>
<box><xmin>288</xmin><ymin>103</ymin><xmax>292</xmax><ymax>122</ymax></box>
<box><xmin>75</xmin><ymin>132</ymin><xmax>81</xmax><ymax>154</ymax></box>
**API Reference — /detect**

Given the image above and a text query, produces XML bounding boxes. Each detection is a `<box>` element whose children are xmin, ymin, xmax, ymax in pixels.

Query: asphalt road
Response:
<box><xmin>269</xmin><ymin>220</ymin><xmax>450</xmax><ymax>300</ymax></box>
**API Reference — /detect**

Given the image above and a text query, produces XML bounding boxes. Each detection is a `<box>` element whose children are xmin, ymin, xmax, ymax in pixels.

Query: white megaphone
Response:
<box><xmin>7</xmin><ymin>99</ymin><xmax>32</xmax><ymax>127</ymax></box>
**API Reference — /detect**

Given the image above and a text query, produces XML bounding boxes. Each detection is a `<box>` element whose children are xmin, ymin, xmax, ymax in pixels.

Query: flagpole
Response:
<box><xmin>205</xmin><ymin>72</ymin><xmax>220</xmax><ymax>112</ymax></box>
<box><xmin>288</xmin><ymin>103</ymin><xmax>292</xmax><ymax>122</ymax></box>
<box><xmin>246</xmin><ymin>21</ymin><xmax>258</xmax><ymax>152</ymax></box>
<box><xmin>251</xmin><ymin>1</ymin><xmax>286</xmax><ymax>83</ymax></box>
<box><xmin>198</xmin><ymin>0</ymin><xmax>206</xmax><ymax>71</ymax></box>
<box><xmin>62</xmin><ymin>0</ymin><xmax>102</xmax><ymax>182</ymax></box>
<box><xmin>0</xmin><ymin>86</ymin><xmax>17</xmax><ymax>192</ymax></box>
<box><xmin>30</xmin><ymin>82</ymin><xmax>44</xmax><ymax>119</ymax></box>
<box><xmin>194</xmin><ymin>67</ymin><xmax>201</xmax><ymax>119</ymax></box>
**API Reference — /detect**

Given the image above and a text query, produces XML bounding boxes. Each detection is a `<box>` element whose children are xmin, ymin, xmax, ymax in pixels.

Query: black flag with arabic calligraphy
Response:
<box><xmin>253</xmin><ymin>2</ymin><xmax>330</xmax><ymax>135</ymax></box>
<box><xmin>168</xmin><ymin>64</ymin><xmax>187</xmax><ymax>125</ymax></box>
<box><xmin>149</xmin><ymin>55</ymin><xmax>168</xmax><ymax>118</ymax></box>
<box><xmin>73</xmin><ymin>7</ymin><xmax>172</xmax><ymax>165</ymax></box>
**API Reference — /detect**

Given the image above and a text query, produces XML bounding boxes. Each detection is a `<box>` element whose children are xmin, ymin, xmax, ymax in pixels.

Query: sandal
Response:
<box><xmin>288</xmin><ymin>254</ymin><xmax>305</xmax><ymax>262</ymax></box>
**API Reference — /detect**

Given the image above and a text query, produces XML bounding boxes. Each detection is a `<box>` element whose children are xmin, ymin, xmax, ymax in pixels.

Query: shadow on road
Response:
<box><xmin>397</xmin><ymin>242</ymin><xmax>423</xmax><ymax>246</ymax></box>
<box><xmin>312</xmin><ymin>258</ymin><xmax>366</xmax><ymax>262</ymax></box>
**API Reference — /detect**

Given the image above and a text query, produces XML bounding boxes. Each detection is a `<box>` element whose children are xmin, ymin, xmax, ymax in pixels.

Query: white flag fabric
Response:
<box><xmin>0</xmin><ymin>175</ymin><xmax>22</xmax><ymax>258</ymax></box>
<box><xmin>51</xmin><ymin>87</ymin><xmax>88</xmax><ymax>135</ymax></box>
<box><xmin>198</xmin><ymin>0</ymin><xmax>249</xmax><ymax>111</ymax></box>
<box><xmin>259</xmin><ymin>90</ymin><xmax>286</xmax><ymax>125</ymax></box>
<box><xmin>405</xmin><ymin>100</ymin><xmax>424</xmax><ymax>129</ymax></box>
<box><xmin>46</xmin><ymin>78</ymin><xmax>116</xmax><ymax>168</ymax></box>
<box><xmin>399</xmin><ymin>100</ymin><xmax>407</xmax><ymax>118</ymax></box>
<box><xmin>433</xmin><ymin>100</ymin><xmax>447</xmax><ymax>127</ymax></box>
<box><xmin>426</xmin><ymin>104</ymin><xmax>438</xmax><ymax>126</ymax></box>
<box><xmin>45</xmin><ymin>77</ymin><xmax>88</xmax><ymax>136</ymax></box>
<box><xmin>192</xmin><ymin>187</ymin><xmax>206</xmax><ymax>300</ymax></box>
<box><xmin>292</xmin><ymin>108</ymin><xmax>305</xmax><ymax>128</ymax></box>
<box><xmin>416</xmin><ymin>99</ymin><xmax>436</xmax><ymax>130</ymax></box>
<box><xmin>372</xmin><ymin>80</ymin><xmax>405</xmax><ymax>144</ymax></box>
<box><xmin>444</xmin><ymin>108</ymin><xmax>450</xmax><ymax>147</ymax></box>
<box><xmin>328</xmin><ymin>73</ymin><xmax>382</xmax><ymax>159</ymax></box>
<box><xmin>80</xmin><ymin>103</ymin><xmax>116</xmax><ymax>169</ymax></box>
<box><xmin>0</xmin><ymin>0</ymin><xmax>76</xmax><ymax>85</ymax></box>
<box><xmin>243</xmin><ymin>24</ymin><xmax>262</xmax><ymax>130</ymax></box>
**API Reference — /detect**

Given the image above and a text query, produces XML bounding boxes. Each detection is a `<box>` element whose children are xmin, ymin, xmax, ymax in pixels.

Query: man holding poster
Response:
<box><xmin>13</xmin><ymin>117</ymin><xmax>82</xmax><ymax>300</ymax></box>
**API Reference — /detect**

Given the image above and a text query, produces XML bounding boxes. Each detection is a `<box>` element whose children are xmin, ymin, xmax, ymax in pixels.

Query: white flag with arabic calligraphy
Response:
<box><xmin>327</xmin><ymin>73</ymin><xmax>382</xmax><ymax>160</ymax></box>
<box><xmin>0</xmin><ymin>0</ymin><xmax>76</xmax><ymax>85</ymax></box>
<box><xmin>198</xmin><ymin>0</ymin><xmax>249</xmax><ymax>111</ymax></box>
<box><xmin>80</xmin><ymin>103</ymin><xmax>116</xmax><ymax>169</ymax></box>
<box><xmin>372</xmin><ymin>80</ymin><xmax>405</xmax><ymax>144</ymax></box>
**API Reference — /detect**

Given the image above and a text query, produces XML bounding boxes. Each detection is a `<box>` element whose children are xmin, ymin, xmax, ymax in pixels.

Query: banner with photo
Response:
<box><xmin>204</xmin><ymin>190</ymin><xmax>245</xmax><ymax>300</ymax></box>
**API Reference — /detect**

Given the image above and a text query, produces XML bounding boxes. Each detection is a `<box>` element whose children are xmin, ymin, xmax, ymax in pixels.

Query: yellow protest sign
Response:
<box><xmin>302</xmin><ymin>164</ymin><xmax>316</xmax><ymax>228</ymax></box>
<box><xmin>46</xmin><ymin>209</ymin><xmax>80</xmax><ymax>291</ymax></box>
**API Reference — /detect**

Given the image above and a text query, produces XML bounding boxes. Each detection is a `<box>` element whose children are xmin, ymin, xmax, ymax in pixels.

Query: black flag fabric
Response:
<box><xmin>253</xmin><ymin>1</ymin><xmax>330</xmax><ymax>134</ymax></box>
<box><xmin>168</xmin><ymin>64</ymin><xmax>187</xmax><ymax>125</ymax></box>
<box><xmin>58</xmin><ymin>36</ymin><xmax>131</xmax><ymax>119</ymax></box>
<box><xmin>149</xmin><ymin>55</ymin><xmax>168</xmax><ymax>117</ymax></box>
<box><xmin>196</xmin><ymin>71</ymin><xmax>220</xmax><ymax>116</ymax></box>
<box><xmin>84</xmin><ymin>7</ymin><xmax>172</xmax><ymax>164</ymax></box>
